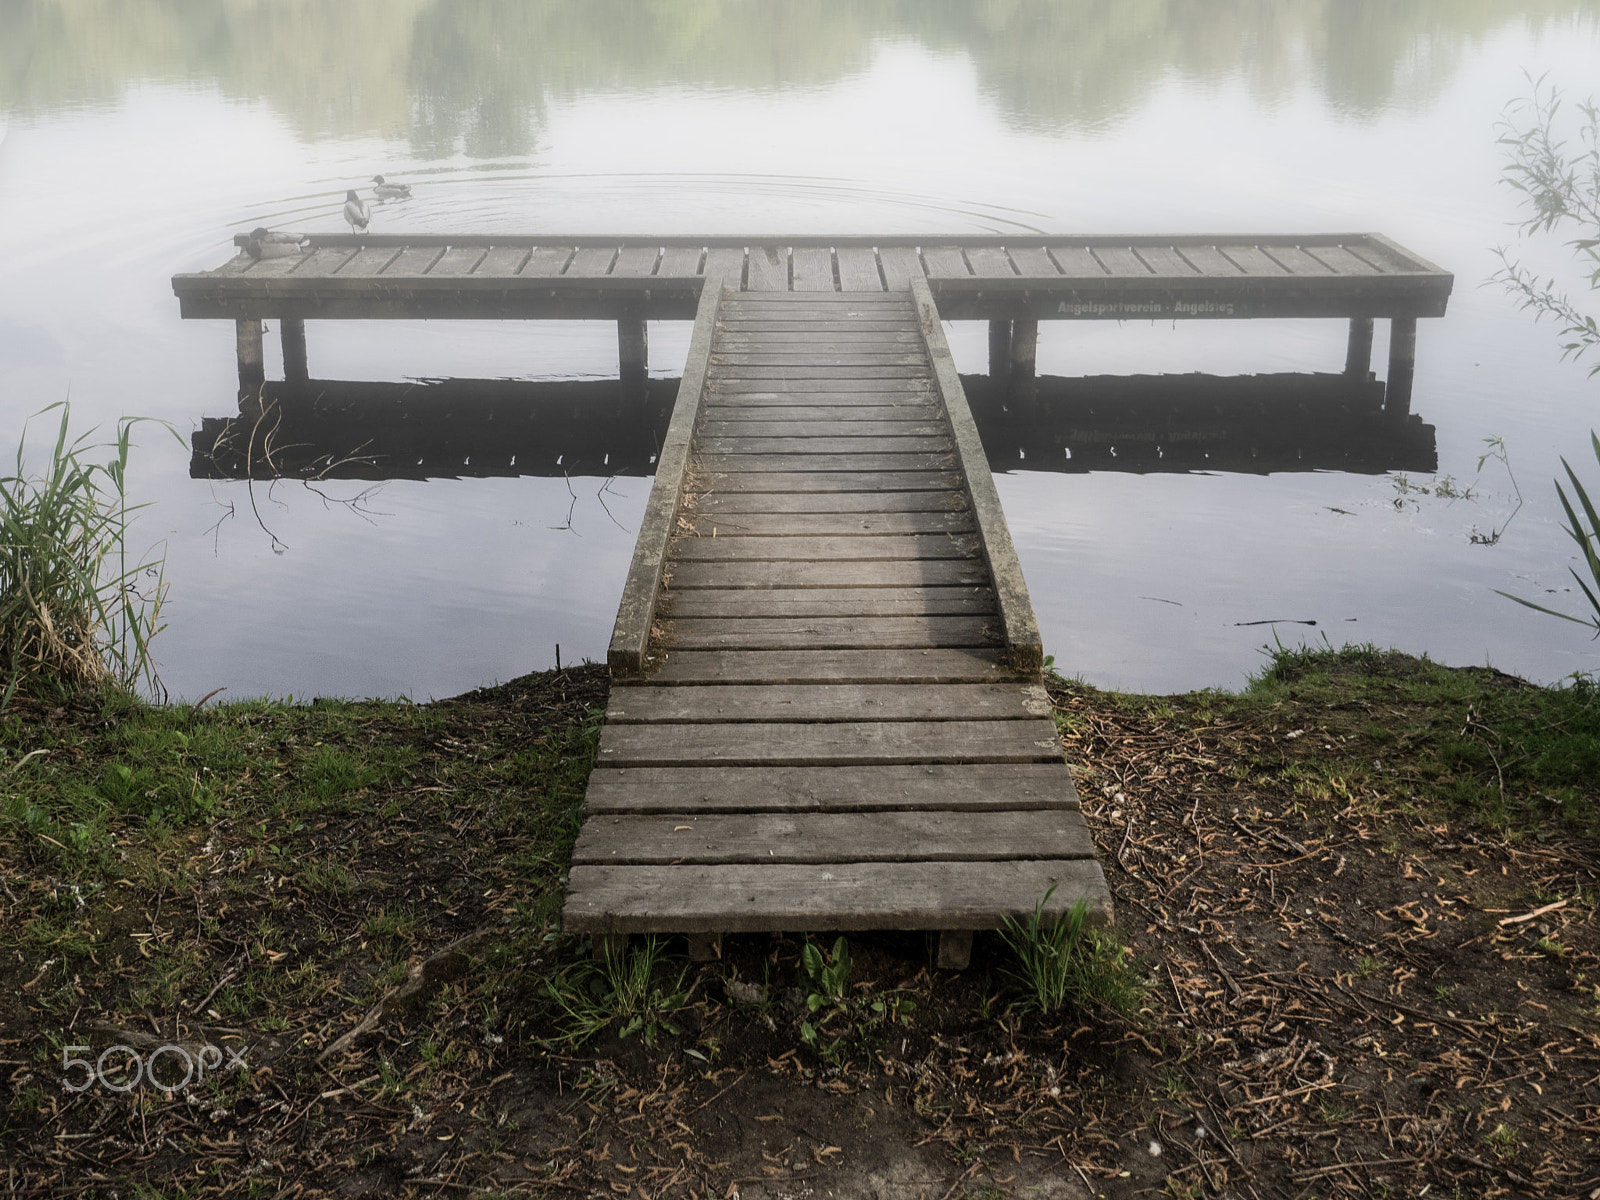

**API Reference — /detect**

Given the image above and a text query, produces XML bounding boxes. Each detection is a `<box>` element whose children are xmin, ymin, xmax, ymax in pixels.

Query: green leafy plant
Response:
<box><xmin>1</xmin><ymin>403</ymin><xmax>174</xmax><ymax>703</ymax></box>
<box><xmin>545</xmin><ymin>936</ymin><xmax>687</xmax><ymax>1046</ymax></box>
<box><xmin>997</xmin><ymin>887</ymin><xmax>1144</xmax><ymax>1017</ymax></box>
<box><xmin>797</xmin><ymin>936</ymin><xmax>913</xmax><ymax>1060</ymax></box>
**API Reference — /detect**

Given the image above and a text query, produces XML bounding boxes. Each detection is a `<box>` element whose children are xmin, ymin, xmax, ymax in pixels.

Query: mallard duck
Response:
<box><xmin>372</xmin><ymin>174</ymin><xmax>412</xmax><ymax>200</ymax></box>
<box><xmin>245</xmin><ymin>227</ymin><xmax>310</xmax><ymax>260</ymax></box>
<box><xmin>343</xmin><ymin>190</ymin><xmax>371</xmax><ymax>234</ymax></box>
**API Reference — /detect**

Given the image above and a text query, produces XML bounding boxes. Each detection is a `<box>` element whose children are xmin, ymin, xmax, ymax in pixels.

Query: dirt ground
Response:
<box><xmin>2</xmin><ymin>657</ymin><xmax>1598</xmax><ymax>1198</ymax></box>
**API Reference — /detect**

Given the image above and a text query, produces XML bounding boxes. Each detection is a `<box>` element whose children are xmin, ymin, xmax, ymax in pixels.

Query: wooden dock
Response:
<box><xmin>561</xmin><ymin>280</ymin><xmax>1105</xmax><ymax>966</ymax></box>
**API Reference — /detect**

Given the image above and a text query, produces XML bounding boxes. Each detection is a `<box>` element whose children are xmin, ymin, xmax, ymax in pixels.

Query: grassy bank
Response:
<box><xmin>0</xmin><ymin>647</ymin><xmax>1596</xmax><ymax>1198</ymax></box>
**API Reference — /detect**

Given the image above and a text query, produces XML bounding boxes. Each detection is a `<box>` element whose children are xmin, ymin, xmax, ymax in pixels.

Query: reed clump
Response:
<box><xmin>0</xmin><ymin>404</ymin><xmax>169</xmax><ymax>703</ymax></box>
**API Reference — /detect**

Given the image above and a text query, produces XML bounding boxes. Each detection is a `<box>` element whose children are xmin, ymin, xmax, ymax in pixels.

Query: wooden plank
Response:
<box><xmin>596</xmin><ymin>717</ymin><xmax>1061</xmax><ymax>767</ymax></box>
<box><xmin>1006</xmin><ymin>246</ymin><xmax>1059</xmax><ymax>277</ymax></box>
<box><xmin>965</xmin><ymin>246</ymin><xmax>1015</xmax><ymax>278</ymax></box>
<box><xmin>573</xmin><ymin>810</ymin><xmax>1094</xmax><ymax>865</ymax></box>
<box><xmin>835</xmin><ymin>247</ymin><xmax>883</xmax><ymax>291</ymax></box>
<box><xmin>711</xmin><ymin>367</ymin><xmax>931</xmax><ymax>382</ymax></box>
<box><xmin>476</xmin><ymin>246</ymin><xmax>531</xmax><ymax>276</ymax></box>
<box><xmin>702</xmin><ymin>246</ymin><xmax>746</xmax><ymax>286</ymax></box>
<box><xmin>289</xmin><ymin>247</ymin><xmax>357</xmax><ymax>277</ymax></box>
<box><xmin>1049</xmin><ymin>246</ymin><xmax>1105</xmax><ymax>277</ymax></box>
<box><xmin>331</xmin><ymin>246</ymin><xmax>401</xmax><ymax>278</ymax></box>
<box><xmin>878</xmin><ymin>246</ymin><xmax>924</xmax><ymax>290</ymax></box>
<box><xmin>697</xmin><ymin>436</ymin><xmax>949</xmax><ymax>455</ymax></box>
<box><xmin>1303</xmin><ymin>243</ymin><xmax>1381</xmax><ymax>275</ymax></box>
<box><xmin>658</xmin><ymin>246</ymin><xmax>703</xmax><ymax>276</ymax></box>
<box><xmin>661</xmin><ymin>614</ymin><xmax>995</xmax><ymax>649</ymax></box>
<box><xmin>607</xmin><ymin>681</ymin><xmax>1041</xmax><ymax>724</ymax></box>
<box><xmin>568</xmin><ymin>246</ymin><xmax>618</xmax><ymax>276</ymax></box>
<box><xmin>669</xmin><ymin>533</ymin><xmax>979</xmax><ymax>561</ymax></box>
<box><xmin>563</xmin><ymin>858</ymin><xmax>1111</xmax><ymax>933</ymax></box>
<box><xmin>701</xmin><ymin>409</ymin><xmax>942</xmax><ymax>426</ymax></box>
<box><xmin>521</xmin><ymin>246</ymin><xmax>574</xmax><ymax>276</ymax></box>
<box><xmin>647</xmin><ymin>646</ymin><xmax>1015</xmax><ymax>684</ymax></box>
<box><xmin>613</xmin><ymin>245</ymin><xmax>661</xmax><ymax>276</ymax></box>
<box><xmin>698</xmin><ymin>421</ymin><xmax>948</xmax><ymax>439</ymax></box>
<box><xmin>383</xmin><ymin>246</ymin><xmax>447</xmax><ymax>275</ymax></box>
<box><xmin>1177</xmin><ymin>245</ymin><xmax>1243</xmax><ymax>276</ymax></box>
<box><xmin>711</xmin><ymin>353</ymin><xmax>929</xmax><ymax>367</ymax></box>
<box><xmin>429</xmin><ymin>246</ymin><xmax>487</xmax><ymax>276</ymax></box>
<box><xmin>1134</xmin><ymin>245</ymin><xmax>1198</xmax><ymax>277</ymax></box>
<box><xmin>661</xmin><ymin>586</ymin><xmax>993</xmax><ymax>618</ymax></box>
<box><xmin>791</xmin><ymin>247</ymin><xmax>835</xmax><ymax>291</ymax></box>
<box><xmin>678</xmin><ymin>510</ymin><xmax>973</xmax><ymax>536</ymax></box>
<box><xmin>1093</xmin><ymin>247</ymin><xmax>1150</xmax><ymax>276</ymax></box>
<box><xmin>607</xmin><ymin>283</ymin><xmax>724</xmax><ymax>674</ymax></box>
<box><xmin>727</xmin><ymin>291</ymin><xmax>906</xmax><ymax>305</ymax></box>
<box><xmin>1220</xmin><ymin>245</ymin><xmax>1287</xmax><ymax>276</ymax></box>
<box><xmin>707</xmin><ymin>381</ymin><xmax>935</xmax><ymax>397</ymax></box>
<box><xmin>695</xmin><ymin>453</ymin><xmax>955</xmax><ymax>473</ymax></box>
<box><xmin>664</xmin><ymin>558</ymin><xmax>986</xmax><ymax>588</ymax></box>
<box><xmin>582</xmin><ymin>763</ymin><xmax>1077</xmax><ymax>813</ymax></box>
<box><xmin>921</xmin><ymin>246</ymin><xmax>969</xmax><ymax>279</ymax></box>
<box><xmin>746</xmin><ymin>246</ymin><xmax>789</xmax><ymax>291</ymax></box>
<box><xmin>240</xmin><ymin>254</ymin><xmax>308</xmax><ymax>278</ymax></box>
<box><xmin>1263</xmin><ymin>245</ymin><xmax>1332</xmax><ymax>276</ymax></box>
<box><xmin>718</xmin><ymin>331</ymin><xmax>921</xmax><ymax>344</ymax></box>
<box><xmin>688</xmin><ymin>490</ymin><xmax>968</xmax><ymax>515</ymax></box>
<box><xmin>686</xmin><ymin>471</ymin><xmax>963</xmax><ymax>494</ymax></box>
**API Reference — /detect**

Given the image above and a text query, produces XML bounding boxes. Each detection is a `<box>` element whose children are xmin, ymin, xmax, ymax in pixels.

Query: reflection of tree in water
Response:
<box><xmin>2</xmin><ymin>0</ymin><xmax>1597</xmax><ymax>141</ymax></box>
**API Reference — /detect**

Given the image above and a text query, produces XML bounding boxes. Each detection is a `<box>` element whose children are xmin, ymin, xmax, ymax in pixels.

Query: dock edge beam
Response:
<box><xmin>911</xmin><ymin>276</ymin><xmax>1044</xmax><ymax>675</ymax></box>
<box><xmin>607</xmin><ymin>280</ymin><xmax>726</xmax><ymax>675</ymax></box>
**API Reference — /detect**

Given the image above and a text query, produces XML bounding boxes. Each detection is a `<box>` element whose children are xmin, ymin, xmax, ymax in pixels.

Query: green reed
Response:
<box><xmin>0</xmin><ymin>404</ymin><xmax>170</xmax><ymax>703</ymax></box>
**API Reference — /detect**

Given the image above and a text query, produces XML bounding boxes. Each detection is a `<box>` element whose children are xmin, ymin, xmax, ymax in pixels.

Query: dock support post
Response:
<box><xmin>1385</xmin><ymin>316</ymin><xmax>1417</xmax><ymax>418</ymax></box>
<box><xmin>280</xmin><ymin>318</ymin><xmax>308</xmax><ymax>385</ymax></box>
<box><xmin>685</xmin><ymin>933</ymin><xmax>722</xmax><ymax>962</ymax></box>
<box><xmin>1009</xmin><ymin>319</ymin><xmax>1038</xmax><ymax>379</ymax></box>
<box><xmin>988</xmin><ymin>320</ymin><xmax>1012</xmax><ymax>380</ymax></box>
<box><xmin>618</xmin><ymin>313</ymin><xmax>648</xmax><ymax>382</ymax></box>
<box><xmin>236</xmin><ymin>319</ymin><xmax>265</xmax><ymax>395</ymax></box>
<box><xmin>937</xmin><ymin>930</ymin><xmax>973</xmax><ymax>971</ymax></box>
<box><xmin>1345</xmin><ymin>316</ymin><xmax>1374</xmax><ymax>379</ymax></box>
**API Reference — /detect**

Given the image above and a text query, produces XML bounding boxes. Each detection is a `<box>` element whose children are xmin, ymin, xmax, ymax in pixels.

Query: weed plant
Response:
<box><xmin>997</xmin><ymin>888</ymin><xmax>1144</xmax><ymax>1018</ymax></box>
<box><xmin>545</xmin><ymin>936</ymin><xmax>688</xmax><ymax>1046</ymax></box>
<box><xmin>0</xmin><ymin>404</ymin><xmax>172</xmax><ymax>703</ymax></box>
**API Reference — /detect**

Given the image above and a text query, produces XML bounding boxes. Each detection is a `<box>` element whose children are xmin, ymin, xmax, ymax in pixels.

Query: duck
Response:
<box><xmin>372</xmin><ymin>174</ymin><xmax>412</xmax><ymax>200</ymax></box>
<box><xmin>245</xmin><ymin>227</ymin><xmax>310</xmax><ymax>260</ymax></box>
<box><xmin>343</xmin><ymin>190</ymin><xmax>370</xmax><ymax>234</ymax></box>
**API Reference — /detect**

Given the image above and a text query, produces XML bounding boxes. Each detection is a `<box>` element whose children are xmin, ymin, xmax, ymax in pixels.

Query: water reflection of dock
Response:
<box><xmin>190</xmin><ymin>372</ymin><xmax>1435</xmax><ymax>482</ymax></box>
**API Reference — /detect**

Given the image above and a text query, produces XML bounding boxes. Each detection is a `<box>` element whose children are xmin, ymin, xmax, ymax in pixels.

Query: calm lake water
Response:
<box><xmin>3</xmin><ymin>1</ymin><xmax>1599</xmax><ymax>700</ymax></box>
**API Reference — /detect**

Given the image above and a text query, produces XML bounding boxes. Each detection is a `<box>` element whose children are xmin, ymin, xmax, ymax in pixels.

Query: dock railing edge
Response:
<box><xmin>607</xmin><ymin>280</ymin><xmax>726</xmax><ymax>676</ymax></box>
<box><xmin>910</xmin><ymin>276</ymin><xmax>1045</xmax><ymax>676</ymax></box>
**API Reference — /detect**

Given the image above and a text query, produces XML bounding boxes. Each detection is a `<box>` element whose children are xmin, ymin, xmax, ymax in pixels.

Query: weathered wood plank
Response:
<box><xmin>563</xmin><ymin>859</ymin><xmax>1111</xmax><ymax>933</ymax></box>
<box><xmin>835</xmin><ymin>247</ymin><xmax>883</xmax><ymax>291</ymax></box>
<box><xmin>1221</xmin><ymin>245</ymin><xmax>1288</xmax><ymax>276</ymax></box>
<box><xmin>1094</xmin><ymin>246</ymin><xmax>1149</xmax><ymax>277</ymax></box>
<box><xmin>613</xmin><ymin>245</ymin><xmax>662</xmax><ymax>276</ymax></box>
<box><xmin>687</xmin><ymin>490</ymin><xmax>968</xmax><ymax>515</ymax></box>
<box><xmin>290</xmin><ymin>247</ymin><xmax>357</xmax><ymax>277</ymax></box>
<box><xmin>661</xmin><ymin>614</ymin><xmax>995</xmax><ymax>650</ymax></box>
<box><xmin>521</xmin><ymin>246</ymin><xmax>574</xmax><ymax>276</ymax></box>
<box><xmin>568</xmin><ymin>246</ymin><xmax>619</xmax><ymax>276</ymax></box>
<box><xmin>1301</xmin><ymin>244</ymin><xmax>1375</xmax><ymax>275</ymax></box>
<box><xmin>684</xmin><ymin>470</ymin><xmax>963</xmax><ymax>494</ymax></box>
<box><xmin>1178</xmin><ymin>245</ymin><xmax>1243</xmax><ymax>276</ymax></box>
<box><xmin>702</xmin><ymin>246</ymin><xmax>746</xmax><ymax>285</ymax></box>
<box><xmin>707</xmin><ymin>381</ymin><xmax>935</xmax><ymax>397</ymax></box>
<box><xmin>646</xmin><ymin>647</ymin><xmax>1012</xmax><ymax>685</ymax></box>
<box><xmin>669</xmin><ymin>533</ymin><xmax>979</xmax><ymax>561</ymax></box>
<box><xmin>658</xmin><ymin>246</ymin><xmax>703</xmax><ymax>276</ymax></box>
<box><xmin>664</xmin><ymin>558</ymin><xmax>987</xmax><ymax>590</ymax></box>
<box><xmin>1006</xmin><ymin>246</ymin><xmax>1059</xmax><ymax>277</ymax></box>
<box><xmin>921</xmin><ymin>246</ymin><xmax>969</xmax><ymax>279</ymax></box>
<box><xmin>1134</xmin><ymin>245</ymin><xmax>1198</xmax><ymax>277</ymax></box>
<box><xmin>701</xmin><ymin>408</ymin><xmax>942</xmax><ymax>426</ymax></box>
<box><xmin>718</xmin><ymin>332</ymin><xmax>922</xmax><ymax>347</ymax></box>
<box><xmin>429</xmin><ymin>246</ymin><xmax>488</xmax><ymax>276</ymax></box>
<box><xmin>695</xmin><ymin>453</ymin><xmax>955</xmax><ymax>473</ymax></box>
<box><xmin>597</xmin><ymin>717</ymin><xmax>1061</xmax><ymax>767</ymax></box>
<box><xmin>678</xmin><ymin>510</ymin><xmax>973</xmax><ymax>536</ymax></box>
<box><xmin>698</xmin><ymin>421</ymin><xmax>948</xmax><ymax>439</ymax></box>
<box><xmin>1050</xmin><ymin>246</ymin><xmax>1105</xmax><ymax>277</ymax></box>
<box><xmin>582</xmin><ymin>762</ymin><xmax>1077</xmax><ymax>813</ymax></box>
<box><xmin>877</xmin><ymin>246</ymin><xmax>924</xmax><ymax>291</ymax></box>
<box><xmin>728</xmin><ymin>290</ymin><xmax>906</xmax><ymax>304</ymax></box>
<box><xmin>746</xmin><ymin>246</ymin><xmax>790</xmax><ymax>291</ymax></box>
<box><xmin>712</xmin><ymin>352</ymin><xmax>929</xmax><ymax>367</ymax></box>
<box><xmin>965</xmin><ymin>246</ymin><xmax>1015</xmax><ymax>278</ymax></box>
<box><xmin>660</xmin><ymin>586</ymin><xmax>993</xmax><ymax>619</ymax></box>
<box><xmin>572</xmin><ymin>809</ymin><xmax>1094</xmax><ymax>865</ymax></box>
<box><xmin>697</xmin><ymin>435</ymin><xmax>950</xmax><ymax>455</ymax></box>
<box><xmin>332</xmin><ymin>246</ymin><xmax>402</xmax><ymax>277</ymax></box>
<box><xmin>791</xmin><ymin>247</ymin><xmax>835</xmax><ymax>291</ymax></box>
<box><xmin>606</xmin><ymin>681</ymin><xmax>1044</xmax><ymax>724</ymax></box>
<box><xmin>711</xmin><ymin>366</ymin><xmax>931</xmax><ymax>381</ymax></box>
<box><xmin>475</xmin><ymin>246</ymin><xmax>531</xmax><ymax>276</ymax></box>
<box><xmin>1263</xmin><ymin>245</ymin><xmax>1332</xmax><ymax>276</ymax></box>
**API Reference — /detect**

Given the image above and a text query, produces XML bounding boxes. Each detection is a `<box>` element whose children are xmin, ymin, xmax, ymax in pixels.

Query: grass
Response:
<box><xmin>995</xmin><ymin>887</ymin><xmax>1145</xmax><ymax>1018</ymax></box>
<box><xmin>544</xmin><ymin>936</ymin><xmax>688</xmax><ymax>1046</ymax></box>
<box><xmin>1</xmin><ymin>403</ymin><xmax>175</xmax><ymax>705</ymax></box>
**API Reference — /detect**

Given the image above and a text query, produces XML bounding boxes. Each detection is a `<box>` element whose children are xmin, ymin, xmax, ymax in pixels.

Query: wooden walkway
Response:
<box><xmin>561</xmin><ymin>282</ymin><xmax>1108</xmax><ymax>965</ymax></box>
